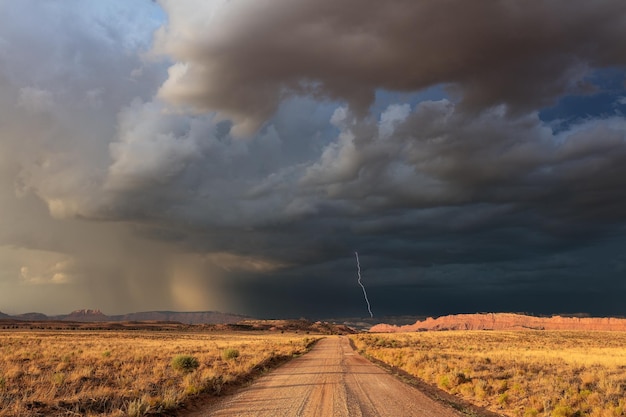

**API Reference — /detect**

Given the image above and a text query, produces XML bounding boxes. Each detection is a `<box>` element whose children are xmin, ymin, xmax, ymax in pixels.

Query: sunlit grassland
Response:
<box><xmin>0</xmin><ymin>330</ymin><xmax>317</xmax><ymax>416</ymax></box>
<box><xmin>351</xmin><ymin>331</ymin><xmax>626</xmax><ymax>417</ymax></box>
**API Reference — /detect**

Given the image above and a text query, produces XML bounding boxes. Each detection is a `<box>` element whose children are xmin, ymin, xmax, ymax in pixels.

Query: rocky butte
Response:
<box><xmin>369</xmin><ymin>313</ymin><xmax>626</xmax><ymax>332</ymax></box>
<box><xmin>63</xmin><ymin>309</ymin><xmax>109</xmax><ymax>322</ymax></box>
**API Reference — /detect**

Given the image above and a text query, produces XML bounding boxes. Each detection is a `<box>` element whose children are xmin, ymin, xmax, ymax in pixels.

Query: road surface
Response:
<box><xmin>195</xmin><ymin>336</ymin><xmax>464</xmax><ymax>417</ymax></box>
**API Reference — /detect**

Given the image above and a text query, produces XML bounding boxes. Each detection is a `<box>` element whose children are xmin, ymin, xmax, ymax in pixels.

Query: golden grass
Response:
<box><xmin>0</xmin><ymin>330</ymin><xmax>317</xmax><ymax>416</ymax></box>
<box><xmin>351</xmin><ymin>331</ymin><xmax>626</xmax><ymax>417</ymax></box>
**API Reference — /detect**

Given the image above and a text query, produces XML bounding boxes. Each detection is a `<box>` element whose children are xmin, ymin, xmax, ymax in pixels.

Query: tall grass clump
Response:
<box><xmin>222</xmin><ymin>348</ymin><xmax>240</xmax><ymax>361</ymax></box>
<box><xmin>171</xmin><ymin>355</ymin><xmax>199</xmax><ymax>373</ymax></box>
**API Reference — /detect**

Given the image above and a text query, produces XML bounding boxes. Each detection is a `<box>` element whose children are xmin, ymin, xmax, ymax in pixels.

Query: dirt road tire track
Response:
<box><xmin>191</xmin><ymin>336</ymin><xmax>466</xmax><ymax>417</ymax></box>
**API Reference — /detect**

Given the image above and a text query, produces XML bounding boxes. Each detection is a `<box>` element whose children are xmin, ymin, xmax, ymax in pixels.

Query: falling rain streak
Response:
<box><xmin>355</xmin><ymin>251</ymin><xmax>373</xmax><ymax>318</ymax></box>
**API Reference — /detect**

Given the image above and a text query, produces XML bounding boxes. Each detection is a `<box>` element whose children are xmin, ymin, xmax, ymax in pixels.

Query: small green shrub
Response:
<box><xmin>551</xmin><ymin>405</ymin><xmax>574</xmax><ymax>417</ymax></box>
<box><xmin>524</xmin><ymin>408</ymin><xmax>539</xmax><ymax>417</ymax></box>
<box><xmin>52</xmin><ymin>372</ymin><xmax>65</xmax><ymax>385</ymax></box>
<box><xmin>438</xmin><ymin>374</ymin><xmax>451</xmax><ymax>389</ymax></box>
<box><xmin>171</xmin><ymin>355</ymin><xmax>199</xmax><ymax>373</ymax></box>
<box><xmin>222</xmin><ymin>348</ymin><xmax>240</xmax><ymax>361</ymax></box>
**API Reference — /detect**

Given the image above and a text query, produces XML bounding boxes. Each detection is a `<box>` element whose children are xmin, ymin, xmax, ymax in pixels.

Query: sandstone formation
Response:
<box><xmin>369</xmin><ymin>313</ymin><xmax>626</xmax><ymax>332</ymax></box>
<box><xmin>63</xmin><ymin>309</ymin><xmax>109</xmax><ymax>322</ymax></box>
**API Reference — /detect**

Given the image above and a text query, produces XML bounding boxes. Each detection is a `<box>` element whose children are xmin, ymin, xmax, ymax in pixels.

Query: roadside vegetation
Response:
<box><xmin>0</xmin><ymin>330</ymin><xmax>317</xmax><ymax>416</ymax></box>
<box><xmin>352</xmin><ymin>331</ymin><xmax>626</xmax><ymax>417</ymax></box>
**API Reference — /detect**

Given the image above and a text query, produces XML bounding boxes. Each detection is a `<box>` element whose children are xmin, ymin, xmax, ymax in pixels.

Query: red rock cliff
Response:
<box><xmin>369</xmin><ymin>313</ymin><xmax>626</xmax><ymax>332</ymax></box>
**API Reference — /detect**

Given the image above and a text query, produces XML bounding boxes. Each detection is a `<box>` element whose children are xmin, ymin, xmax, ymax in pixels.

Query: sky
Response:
<box><xmin>1</xmin><ymin>0</ymin><xmax>626</xmax><ymax>319</ymax></box>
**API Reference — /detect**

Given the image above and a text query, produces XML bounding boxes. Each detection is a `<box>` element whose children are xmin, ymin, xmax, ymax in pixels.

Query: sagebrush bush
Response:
<box><xmin>222</xmin><ymin>348</ymin><xmax>240</xmax><ymax>361</ymax></box>
<box><xmin>171</xmin><ymin>355</ymin><xmax>199</xmax><ymax>373</ymax></box>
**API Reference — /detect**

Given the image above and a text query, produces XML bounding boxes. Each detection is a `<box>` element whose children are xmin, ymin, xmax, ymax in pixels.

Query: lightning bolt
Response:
<box><xmin>355</xmin><ymin>251</ymin><xmax>373</xmax><ymax>318</ymax></box>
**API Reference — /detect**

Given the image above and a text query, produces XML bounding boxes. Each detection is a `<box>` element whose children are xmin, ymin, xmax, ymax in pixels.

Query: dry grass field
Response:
<box><xmin>351</xmin><ymin>331</ymin><xmax>626</xmax><ymax>417</ymax></box>
<box><xmin>0</xmin><ymin>330</ymin><xmax>317</xmax><ymax>416</ymax></box>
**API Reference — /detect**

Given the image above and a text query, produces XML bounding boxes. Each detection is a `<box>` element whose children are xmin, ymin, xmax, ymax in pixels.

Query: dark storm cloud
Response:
<box><xmin>302</xmin><ymin>101</ymin><xmax>626</xmax><ymax>228</ymax></box>
<box><xmin>156</xmin><ymin>0</ymin><xmax>626</xmax><ymax>135</ymax></box>
<box><xmin>2</xmin><ymin>0</ymin><xmax>626</xmax><ymax>318</ymax></box>
<box><xmin>75</xmin><ymin>94</ymin><xmax>626</xmax><ymax>316</ymax></box>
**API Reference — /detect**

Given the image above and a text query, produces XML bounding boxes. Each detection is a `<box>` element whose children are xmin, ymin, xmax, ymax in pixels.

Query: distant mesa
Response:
<box><xmin>0</xmin><ymin>309</ymin><xmax>249</xmax><ymax>325</ymax></box>
<box><xmin>63</xmin><ymin>309</ymin><xmax>108</xmax><ymax>322</ymax></box>
<box><xmin>370</xmin><ymin>313</ymin><xmax>626</xmax><ymax>332</ymax></box>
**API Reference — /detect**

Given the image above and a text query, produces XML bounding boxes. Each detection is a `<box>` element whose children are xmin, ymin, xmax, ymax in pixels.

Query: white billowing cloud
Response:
<box><xmin>18</xmin><ymin>253</ymin><xmax>77</xmax><ymax>285</ymax></box>
<box><xmin>379</xmin><ymin>104</ymin><xmax>411</xmax><ymax>140</ymax></box>
<box><xmin>303</xmin><ymin>111</ymin><xmax>360</xmax><ymax>186</ymax></box>
<box><xmin>15</xmin><ymin>150</ymin><xmax>104</xmax><ymax>219</ymax></box>
<box><xmin>101</xmin><ymin>98</ymin><xmax>277</xmax><ymax>224</ymax></box>
<box><xmin>107</xmin><ymin>100</ymin><xmax>203</xmax><ymax>192</ymax></box>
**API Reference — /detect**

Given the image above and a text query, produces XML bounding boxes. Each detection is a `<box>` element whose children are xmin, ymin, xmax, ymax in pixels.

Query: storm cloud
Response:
<box><xmin>1</xmin><ymin>0</ymin><xmax>625</xmax><ymax>318</ymax></box>
<box><xmin>155</xmin><ymin>0</ymin><xmax>626</xmax><ymax>135</ymax></box>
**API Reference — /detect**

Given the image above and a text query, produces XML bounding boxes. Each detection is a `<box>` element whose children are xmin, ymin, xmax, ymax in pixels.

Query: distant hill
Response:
<box><xmin>226</xmin><ymin>319</ymin><xmax>356</xmax><ymax>335</ymax></box>
<box><xmin>370</xmin><ymin>313</ymin><xmax>626</xmax><ymax>332</ymax></box>
<box><xmin>329</xmin><ymin>315</ymin><xmax>427</xmax><ymax>331</ymax></box>
<box><xmin>14</xmin><ymin>312</ymin><xmax>49</xmax><ymax>321</ymax></box>
<box><xmin>111</xmin><ymin>311</ymin><xmax>248</xmax><ymax>324</ymax></box>
<box><xmin>0</xmin><ymin>309</ymin><xmax>249</xmax><ymax>324</ymax></box>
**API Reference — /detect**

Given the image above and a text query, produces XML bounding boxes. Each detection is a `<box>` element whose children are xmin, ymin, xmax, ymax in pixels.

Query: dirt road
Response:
<box><xmin>196</xmin><ymin>336</ymin><xmax>464</xmax><ymax>417</ymax></box>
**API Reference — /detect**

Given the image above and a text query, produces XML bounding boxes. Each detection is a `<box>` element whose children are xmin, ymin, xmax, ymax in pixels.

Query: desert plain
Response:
<box><xmin>0</xmin><ymin>317</ymin><xmax>625</xmax><ymax>417</ymax></box>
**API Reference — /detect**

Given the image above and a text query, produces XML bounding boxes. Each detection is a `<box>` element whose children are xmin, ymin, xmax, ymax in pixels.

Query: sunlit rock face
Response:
<box><xmin>370</xmin><ymin>313</ymin><xmax>626</xmax><ymax>332</ymax></box>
